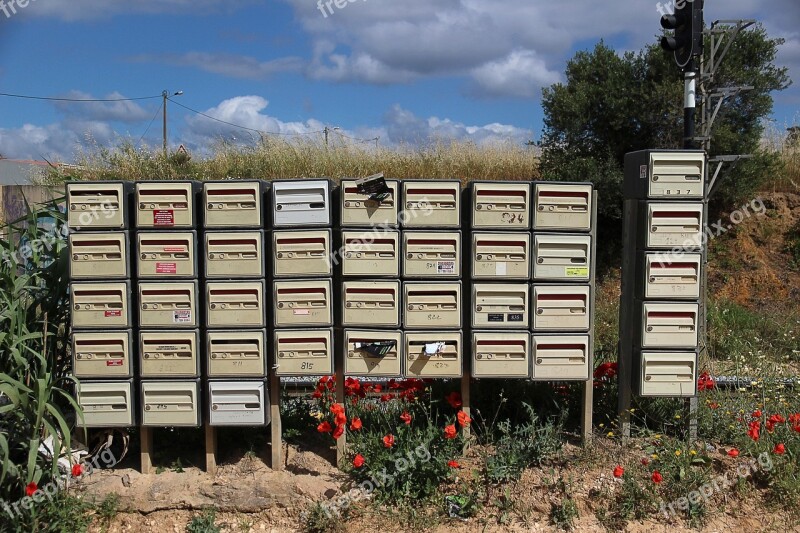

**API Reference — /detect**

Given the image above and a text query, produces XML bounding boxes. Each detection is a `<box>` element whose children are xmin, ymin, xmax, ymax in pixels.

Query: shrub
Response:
<box><xmin>186</xmin><ymin>507</ymin><xmax>221</xmax><ymax>533</ymax></box>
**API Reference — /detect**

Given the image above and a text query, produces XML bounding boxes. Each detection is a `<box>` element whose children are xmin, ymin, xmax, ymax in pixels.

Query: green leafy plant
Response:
<box><xmin>94</xmin><ymin>492</ymin><xmax>120</xmax><ymax>532</ymax></box>
<box><xmin>186</xmin><ymin>507</ymin><xmax>221</xmax><ymax>533</ymax></box>
<box><xmin>301</xmin><ymin>501</ymin><xmax>343</xmax><ymax>533</ymax></box>
<box><xmin>550</xmin><ymin>498</ymin><xmax>579</xmax><ymax>530</ymax></box>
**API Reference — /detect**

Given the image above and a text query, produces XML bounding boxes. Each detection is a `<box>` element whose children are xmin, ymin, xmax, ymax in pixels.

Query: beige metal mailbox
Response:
<box><xmin>340</xmin><ymin>179</ymin><xmax>398</xmax><ymax>226</ymax></box>
<box><xmin>66</xmin><ymin>182</ymin><xmax>127</xmax><ymax>230</ymax></box>
<box><xmin>533</xmin><ymin>235</ymin><xmax>591</xmax><ymax>281</ymax></box>
<box><xmin>207</xmin><ymin>330</ymin><xmax>267</xmax><ymax>378</ymax></box>
<box><xmin>404</xmin><ymin>331</ymin><xmax>462</xmax><ymax>378</ymax></box>
<box><xmin>203</xmin><ymin>181</ymin><xmax>263</xmax><ymax>228</ymax></box>
<box><xmin>206</xmin><ymin>281</ymin><xmax>266</xmax><ymax>328</ymax></box>
<box><xmin>404</xmin><ymin>282</ymin><xmax>461</xmax><ymax>329</ymax></box>
<box><xmin>642</xmin><ymin>253</ymin><xmax>702</xmax><ymax>299</ymax></box>
<box><xmin>344</xmin><ymin>329</ymin><xmax>403</xmax><ymax>377</ymax></box>
<box><xmin>640</xmin><ymin>352</ymin><xmax>697</xmax><ymax>397</ymax></box>
<box><xmin>472</xmin><ymin>331</ymin><xmax>530</xmax><ymax>378</ymax></box>
<box><xmin>472</xmin><ymin>233</ymin><xmax>531</xmax><ymax>279</ymax></box>
<box><xmin>72</xmin><ymin>331</ymin><xmax>132</xmax><ymax>378</ymax></box>
<box><xmin>342</xmin><ymin>280</ymin><xmax>401</xmax><ymax>327</ymax></box>
<box><xmin>533</xmin><ymin>183</ymin><xmax>593</xmax><ymax>231</ymax></box>
<box><xmin>272</xmin><ymin>230</ymin><xmax>332</xmax><ymax>277</ymax></box>
<box><xmin>532</xmin><ymin>285</ymin><xmax>591</xmax><ymax>331</ymax></box>
<box><xmin>136</xmin><ymin>232</ymin><xmax>196</xmax><ymax>278</ymax></box>
<box><xmin>205</xmin><ymin>231</ymin><xmax>264</xmax><ymax>278</ymax></box>
<box><xmin>139</xmin><ymin>330</ymin><xmax>200</xmax><ymax>378</ymax></box>
<box><xmin>645</xmin><ymin>203</ymin><xmax>704</xmax><ymax>249</ymax></box>
<box><xmin>69</xmin><ymin>232</ymin><xmax>129</xmax><ymax>279</ymax></box>
<box><xmin>471</xmin><ymin>182</ymin><xmax>531</xmax><ymax>229</ymax></box>
<box><xmin>77</xmin><ymin>381</ymin><xmax>135</xmax><ymax>427</ymax></box>
<box><xmin>341</xmin><ymin>229</ymin><xmax>400</xmax><ymax>277</ymax></box>
<box><xmin>640</xmin><ymin>302</ymin><xmax>699</xmax><ymax>348</ymax></box>
<box><xmin>274</xmin><ymin>328</ymin><xmax>333</xmax><ymax>376</ymax></box>
<box><xmin>402</xmin><ymin>231</ymin><xmax>461</xmax><ymax>278</ymax></box>
<box><xmin>472</xmin><ymin>283</ymin><xmax>529</xmax><ymax>329</ymax></box>
<box><xmin>70</xmin><ymin>281</ymin><xmax>131</xmax><ymax>329</ymax></box>
<box><xmin>273</xmin><ymin>279</ymin><xmax>332</xmax><ymax>327</ymax></box>
<box><xmin>531</xmin><ymin>335</ymin><xmax>590</xmax><ymax>380</ymax></box>
<box><xmin>135</xmin><ymin>182</ymin><xmax>194</xmax><ymax>228</ymax></box>
<box><xmin>141</xmin><ymin>380</ymin><xmax>201</xmax><ymax>427</ymax></box>
<box><xmin>402</xmin><ymin>181</ymin><xmax>461</xmax><ymax>227</ymax></box>
<box><xmin>138</xmin><ymin>281</ymin><xmax>198</xmax><ymax>328</ymax></box>
<box><xmin>647</xmin><ymin>152</ymin><xmax>704</xmax><ymax>198</ymax></box>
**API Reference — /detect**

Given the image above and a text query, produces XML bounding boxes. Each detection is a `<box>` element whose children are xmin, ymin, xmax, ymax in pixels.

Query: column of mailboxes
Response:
<box><xmin>623</xmin><ymin>150</ymin><xmax>705</xmax><ymax>397</ymax></box>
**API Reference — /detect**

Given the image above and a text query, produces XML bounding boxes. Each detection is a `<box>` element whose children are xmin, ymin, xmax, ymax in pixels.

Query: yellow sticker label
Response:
<box><xmin>566</xmin><ymin>267</ymin><xmax>589</xmax><ymax>277</ymax></box>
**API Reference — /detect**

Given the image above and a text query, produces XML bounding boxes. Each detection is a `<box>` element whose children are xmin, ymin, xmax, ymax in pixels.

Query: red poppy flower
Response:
<box><xmin>312</xmin><ymin>390</ymin><xmax>323</xmax><ymax>399</ymax></box>
<box><xmin>457</xmin><ymin>410</ymin><xmax>471</xmax><ymax>428</ymax></box>
<box><xmin>71</xmin><ymin>464</ymin><xmax>83</xmax><ymax>477</ymax></box>
<box><xmin>448</xmin><ymin>460</ymin><xmax>460</xmax><ymax>468</ymax></box>
<box><xmin>697</xmin><ymin>372</ymin><xmax>715</xmax><ymax>391</ymax></box>
<box><xmin>400</xmin><ymin>412</ymin><xmax>412</xmax><ymax>425</ymax></box>
<box><xmin>651</xmin><ymin>471</ymin><xmax>663</xmax><ymax>484</ymax></box>
<box><xmin>789</xmin><ymin>413</ymin><xmax>800</xmax><ymax>425</ymax></box>
<box><xmin>728</xmin><ymin>449</ymin><xmax>739</xmax><ymax>458</ymax></box>
<box><xmin>330</xmin><ymin>403</ymin><xmax>344</xmax><ymax>414</ymax></box>
<box><xmin>25</xmin><ymin>482</ymin><xmax>37</xmax><ymax>497</ymax></box>
<box><xmin>373</xmin><ymin>384</ymin><xmax>383</xmax><ymax>393</ymax></box>
<box><xmin>751</xmin><ymin>410</ymin><xmax>762</xmax><ymax>418</ymax></box>
<box><xmin>641</xmin><ymin>458</ymin><xmax>650</xmax><ymax>466</ymax></box>
<box><xmin>388</xmin><ymin>379</ymin><xmax>402</xmax><ymax>390</ymax></box>
<box><xmin>334</xmin><ymin>411</ymin><xmax>347</xmax><ymax>427</ymax></box>
<box><xmin>380</xmin><ymin>393</ymin><xmax>394</xmax><ymax>402</ymax></box>
<box><xmin>443</xmin><ymin>424</ymin><xmax>457</xmax><ymax>439</ymax></box>
<box><xmin>747</xmin><ymin>420</ymin><xmax>760</xmax><ymax>442</ymax></box>
<box><xmin>613</xmin><ymin>465</ymin><xmax>624</xmax><ymax>478</ymax></box>
<box><xmin>794</xmin><ymin>425</ymin><xmax>800</xmax><ymax>434</ymax></box>
<box><xmin>350</xmin><ymin>417</ymin><xmax>363</xmax><ymax>431</ymax></box>
<box><xmin>319</xmin><ymin>376</ymin><xmax>330</xmax><ymax>384</ymax></box>
<box><xmin>774</xmin><ymin>443</ymin><xmax>786</xmax><ymax>455</ymax></box>
<box><xmin>332</xmin><ymin>425</ymin><xmax>345</xmax><ymax>440</ymax></box>
<box><xmin>383</xmin><ymin>434</ymin><xmax>395</xmax><ymax>448</ymax></box>
<box><xmin>593</xmin><ymin>362</ymin><xmax>618</xmax><ymax>379</ymax></box>
<box><xmin>445</xmin><ymin>392</ymin><xmax>463</xmax><ymax>409</ymax></box>
<box><xmin>709</xmin><ymin>402</ymin><xmax>719</xmax><ymax>409</ymax></box>
<box><xmin>317</xmin><ymin>421</ymin><xmax>332</xmax><ymax>433</ymax></box>
<box><xmin>353</xmin><ymin>454</ymin><xmax>365</xmax><ymax>468</ymax></box>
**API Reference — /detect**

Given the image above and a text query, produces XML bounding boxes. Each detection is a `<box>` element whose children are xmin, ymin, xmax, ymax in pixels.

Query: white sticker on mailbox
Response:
<box><xmin>437</xmin><ymin>261</ymin><xmax>455</xmax><ymax>275</ymax></box>
<box><xmin>425</xmin><ymin>342</ymin><xmax>445</xmax><ymax>355</ymax></box>
<box><xmin>496</xmin><ymin>262</ymin><xmax>507</xmax><ymax>276</ymax></box>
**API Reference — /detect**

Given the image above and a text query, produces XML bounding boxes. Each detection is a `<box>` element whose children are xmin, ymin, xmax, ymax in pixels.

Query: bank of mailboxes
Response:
<box><xmin>472</xmin><ymin>331</ymin><xmax>530</xmax><ymax>378</ymax></box>
<box><xmin>532</xmin><ymin>285</ymin><xmax>591</xmax><ymax>331</ymax></box>
<box><xmin>341</xmin><ymin>229</ymin><xmax>400</xmax><ymax>277</ymax></box>
<box><xmin>639</xmin><ymin>302</ymin><xmax>699</xmax><ymax>348</ymax></box>
<box><xmin>141</xmin><ymin>380</ymin><xmax>201</xmax><ymax>427</ymax></box>
<box><xmin>624</xmin><ymin>150</ymin><xmax>705</xmax><ymax>199</ymax></box>
<box><xmin>639</xmin><ymin>253</ymin><xmax>702</xmax><ymax>299</ymax></box>
<box><xmin>72</xmin><ymin>331</ymin><xmax>133</xmax><ymax>378</ymax></box>
<box><xmin>77</xmin><ymin>380</ymin><xmax>135</xmax><ymax>427</ymax></box>
<box><xmin>136</xmin><ymin>232</ymin><xmax>197</xmax><ymax>278</ymax></box>
<box><xmin>531</xmin><ymin>335</ymin><xmax>590</xmax><ymax>380</ymax></box>
<box><xmin>403</xmin><ymin>282</ymin><xmax>461</xmax><ymax>329</ymax></box>
<box><xmin>340</xmin><ymin>179</ymin><xmax>399</xmax><ymax>227</ymax></box>
<box><xmin>342</xmin><ymin>281</ymin><xmax>401</xmax><ymax>327</ymax></box>
<box><xmin>135</xmin><ymin>181</ymin><xmax>197</xmax><ymax>229</ymax></box>
<box><xmin>206</xmin><ymin>281</ymin><xmax>266</xmax><ymax>328</ymax></box>
<box><xmin>471</xmin><ymin>283</ymin><xmax>528</xmax><ymax>328</ymax></box>
<box><xmin>533</xmin><ymin>183</ymin><xmax>593</xmax><ymax>231</ymax></box>
<box><xmin>344</xmin><ymin>330</ymin><xmax>403</xmax><ymax>377</ymax></box>
<box><xmin>274</xmin><ymin>328</ymin><xmax>333</xmax><ymax>376</ymax></box>
<box><xmin>204</xmin><ymin>231</ymin><xmax>264</xmax><ymax>278</ymax></box>
<box><xmin>641</xmin><ymin>203</ymin><xmax>704</xmax><ymax>249</ymax></box>
<box><xmin>401</xmin><ymin>180</ymin><xmax>461</xmax><ymax>227</ymax></box>
<box><xmin>470</xmin><ymin>182</ymin><xmax>531</xmax><ymax>229</ymax></box>
<box><xmin>271</xmin><ymin>180</ymin><xmax>331</xmax><ymax>227</ymax></box>
<box><xmin>69</xmin><ymin>232</ymin><xmax>130</xmax><ymax>278</ymax></box>
<box><xmin>207</xmin><ymin>330</ymin><xmax>267</xmax><ymax>377</ymax></box>
<box><xmin>203</xmin><ymin>181</ymin><xmax>264</xmax><ymax>228</ymax></box>
<box><xmin>70</xmin><ymin>281</ymin><xmax>131</xmax><ymax>329</ymax></box>
<box><xmin>402</xmin><ymin>231</ymin><xmax>461</xmax><ymax>278</ymax></box>
<box><xmin>533</xmin><ymin>235</ymin><xmax>591</xmax><ymax>281</ymax></box>
<box><xmin>272</xmin><ymin>229</ymin><xmax>332</xmax><ymax>277</ymax></box>
<box><xmin>66</xmin><ymin>182</ymin><xmax>128</xmax><ymax>230</ymax></box>
<box><xmin>273</xmin><ymin>279</ymin><xmax>332</xmax><ymax>327</ymax></box>
<box><xmin>208</xmin><ymin>381</ymin><xmax>269</xmax><ymax>426</ymax></box>
<box><xmin>139</xmin><ymin>330</ymin><xmax>200</xmax><ymax>378</ymax></box>
<box><xmin>138</xmin><ymin>281</ymin><xmax>198</xmax><ymax>328</ymax></box>
<box><xmin>471</xmin><ymin>233</ymin><xmax>530</xmax><ymax>279</ymax></box>
<box><xmin>404</xmin><ymin>331</ymin><xmax>462</xmax><ymax>378</ymax></box>
<box><xmin>638</xmin><ymin>352</ymin><xmax>698</xmax><ymax>397</ymax></box>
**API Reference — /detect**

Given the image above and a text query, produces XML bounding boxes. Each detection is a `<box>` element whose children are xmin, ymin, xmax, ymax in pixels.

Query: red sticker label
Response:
<box><xmin>106</xmin><ymin>360</ymin><xmax>123</xmax><ymax>367</ymax></box>
<box><xmin>104</xmin><ymin>310</ymin><xmax>122</xmax><ymax>317</ymax></box>
<box><xmin>154</xmin><ymin>209</ymin><xmax>175</xmax><ymax>226</ymax></box>
<box><xmin>156</xmin><ymin>262</ymin><xmax>177</xmax><ymax>274</ymax></box>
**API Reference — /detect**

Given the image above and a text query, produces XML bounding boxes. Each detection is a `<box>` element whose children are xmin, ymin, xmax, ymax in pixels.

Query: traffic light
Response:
<box><xmin>660</xmin><ymin>0</ymin><xmax>703</xmax><ymax>68</ymax></box>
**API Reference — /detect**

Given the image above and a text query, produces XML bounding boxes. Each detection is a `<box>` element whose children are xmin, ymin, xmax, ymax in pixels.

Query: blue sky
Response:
<box><xmin>0</xmin><ymin>0</ymin><xmax>797</xmax><ymax>162</ymax></box>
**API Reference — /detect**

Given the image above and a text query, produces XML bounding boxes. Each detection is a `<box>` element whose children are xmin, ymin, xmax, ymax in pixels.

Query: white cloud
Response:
<box><xmin>128</xmin><ymin>53</ymin><xmax>304</xmax><ymax>80</ymax></box>
<box><xmin>53</xmin><ymin>91</ymin><xmax>152</xmax><ymax>123</ymax></box>
<box><xmin>18</xmin><ymin>0</ymin><xmax>255</xmax><ymax>21</ymax></box>
<box><xmin>470</xmin><ymin>50</ymin><xmax>562</xmax><ymax>99</ymax></box>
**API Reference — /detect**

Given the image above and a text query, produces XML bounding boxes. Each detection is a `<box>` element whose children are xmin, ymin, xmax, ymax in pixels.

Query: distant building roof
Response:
<box><xmin>0</xmin><ymin>159</ymin><xmax>54</xmax><ymax>186</ymax></box>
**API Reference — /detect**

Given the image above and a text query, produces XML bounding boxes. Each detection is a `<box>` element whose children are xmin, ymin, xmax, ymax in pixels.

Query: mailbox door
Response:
<box><xmin>207</xmin><ymin>330</ymin><xmax>267</xmax><ymax>378</ymax></box>
<box><xmin>472</xmin><ymin>331</ymin><xmax>530</xmax><ymax>378</ymax></box>
<box><xmin>341</xmin><ymin>230</ymin><xmax>400</xmax><ymax>277</ymax></box>
<box><xmin>645</xmin><ymin>203</ymin><xmax>704</xmax><ymax>249</ymax></box>
<box><xmin>273</xmin><ymin>279</ymin><xmax>333</xmax><ymax>327</ymax></box>
<box><xmin>640</xmin><ymin>352</ymin><xmax>697</xmax><ymax>397</ymax></box>
<box><xmin>344</xmin><ymin>330</ymin><xmax>403</xmax><ymax>377</ymax></box>
<box><xmin>203</xmin><ymin>181</ymin><xmax>263</xmax><ymax>228</ymax></box>
<box><xmin>69</xmin><ymin>232</ymin><xmax>129</xmax><ymax>279</ymax></box>
<box><xmin>77</xmin><ymin>380</ymin><xmax>134</xmax><ymax>427</ymax></box>
<box><xmin>533</xmin><ymin>235</ymin><xmax>591</xmax><ymax>281</ymax></box>
<box><xmin>403</xmin><ymin>282</ymin><xmax>461</xmax><ymax>329</ymax></box>
<box><xmin>533</xmin><ymin>183</ymin><xmax>592</xmax><ymax>231</ymax></box>
<box><xmin>402</xmin><ymin>231</ymin><xmax>461</xmax><ymax>278</ymax></box>
<box><xmin>643</xmin><ymin>253</ymin><xmax>702</xmax><ymax>299</ymax></box>
<box><xmin>67</xmin><ymin>182</ymin><xmax>126</xmax><ymax>230</ymax></box>
<box><xmin>274</xmin><ymin>329</ymin><xmax>333</xmax><ymax>376</ymax></box>
<box><xmin>206</xmin><ymin>281</ymin><xmax>266</xmax><ymax>328</ymax></box>
<box><xmin>471</xmin><ymin>283</ymin><xmax>529</xmax><ymax>329</ymax></box>
<box><xmin>71</xmin><ymin>281</ymin><xmax>131</xmax><ymax>329</ymax></box>
<box><xmin>139</xmin><ymin>330</ymin><xmax>200</xmax><ymax>378</ymax></box>
<box><xmin>340</xmin><ymin>179</ymin><xmax>399</xmax><ymax>226</ymax></box>
<box><xmin>531</xmin><ymin>335</ymin><xmax>590</xmax><ymax>380</ymax></box>
<box><xmin>72</xmin><ymin>331</ymin><xmax>132</xmax><ymax>378</ymax></box>
<box><xmin>532</xmin><ymin>285</ymin><xmax>591</xmax><ymax>331</ymax></box>
<box><xmin>402</xmin><ymin>181</ymin><xmax>461</xmax><ymax>227</ymax></box>
<box><xmin>136</xmin><ymin>182</ymin><xmax>194</xmax><ymax>228</ymax></box>
<box><xmin>272</xmin><ymin>230</ymin><xmax>332</xmax><ymax>277</ymax></box>
<box><xmin>136</xmin><ymin>232</ymin><xmax>196</xmax><ymax>278</ymax></box>
<box><xmin>342</xmin><ymin>281</ymin><xmax>401</xmax><ymax>327</ymax></box>
<box><xmin>205</xmin><ymin>231</ymin><xmax>264</xmax><ymax>278</ymax></box>
<box><xmin>138</xmin><ymin>281</ymin><xmax>197</xmax><ymax>328</ymax></box>
<box><xmin>471</xmin><ymin>182</ymin><xmax>531</xmax><ymax>229</ymax></box>
<box><xmin>272</xmin><ymin>180</ymin><xmax>331</xmax><ymax>227</ymax></box>
<box><xmin>208</xmin><ymin>381</ymin><xmax>267</xmax><ymax>426</ymax></box>
<box><xmin>641</xmin><ymin>302</ymin><xmax>699</xmax><ymax>348</ymax></box>
<box><xmin>648</xmin><ymin>152</ymin><xmax>704</xmax><ymax>198</ymax></box>
<box><xmin>141</xmin><ymin>381</ymin><xmax>200</xmax><ymax>427</ymax></box>
<box><xmin>404</xmin><ymin>331</ymin><xmax>462</xmax><ymax>378</ymax></box>
<box><xmin>471</xmin><ymin>233</ymin><xmax>530</xmax><ymax>279</ymax></box>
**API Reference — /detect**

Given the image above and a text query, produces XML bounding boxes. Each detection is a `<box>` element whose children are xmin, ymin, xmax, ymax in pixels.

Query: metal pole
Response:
<box><xmin>162</xmin><ymin>90</ymin><xmax>168</xmax><ymax>157</ymax></box>
<box><xmin>684</xmin><ymin>60</ymin><xmax>697</xmax><ymax>149</ymax></box>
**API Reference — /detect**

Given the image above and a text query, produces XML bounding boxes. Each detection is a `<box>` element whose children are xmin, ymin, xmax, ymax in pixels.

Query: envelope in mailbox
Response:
<box><xmin>355</xmin><ymin>173</ymin><xmax>391</xmax><ymax>203</ymax></box>
<box><xmin>354</xmin><ymin>340</ymin><xmax>397</xmax><ymax>358</ymax></box>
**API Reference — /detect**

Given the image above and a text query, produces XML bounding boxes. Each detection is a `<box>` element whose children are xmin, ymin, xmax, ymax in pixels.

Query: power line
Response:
<box><xmin>0</xmin><ymin>92</ymin><xmax>162</xmax><ymax>102</ymax></box>
<box><xmin>333</xmin><ymin>130</ymin><xmax>381</xmax><ymax>144</ymax></box>
<box><xmin>137</xmin><ymin>101</ymin><xmax>164</xmax><ymax>147</ymax></box>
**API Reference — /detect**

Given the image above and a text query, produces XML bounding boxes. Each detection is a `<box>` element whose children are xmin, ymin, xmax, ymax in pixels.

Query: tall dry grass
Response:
<box><xmin>761</xmin><ymin>116</ymin><xmax>800</xmax><ymax>193</ymax></box>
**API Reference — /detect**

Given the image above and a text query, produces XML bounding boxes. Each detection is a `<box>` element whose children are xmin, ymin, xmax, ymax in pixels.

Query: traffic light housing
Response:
<box><xmin>660</xmin><ymin>0</ymin><xmax>703</xmax><ymax>68</ymax></box>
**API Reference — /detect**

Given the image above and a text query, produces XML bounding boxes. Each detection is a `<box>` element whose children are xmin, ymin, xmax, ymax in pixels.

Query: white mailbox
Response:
<box><xmin>141</xmin><ymin>380</ymin><xmax>201</xmax><ymax>427</ymax></box>
<box><xmin>274</xmin><ymin>328</ymin><xmax>334</xmax><ymax>376</ymax></box>
<box><xmin>344</xmin><ymin>329</ymin><xmax>403</xmax><ymax>377</ymax></box>
<box><xmin>402</xmin><ymin>231</ymin><xmax>461</xmax><ymax>278</ymax></box>
<box><xmin>273</xmin><ymin>279</ymin><xmax>333</xmax><ymax>327</ymax></box>
<box><xmin>205</xmin><ymin>231</ymin><xmax>264</xmax><ymax>278</ymax></box>
<box><xmin>470</xmin><ymin>181</ymin><xmax>531</xmax><ymax>229</ymax></box>
<box><xmin>625</xmin><ymin>151</ymin><xmax>705</xmax><ymax>199</ymax></box>
<box><xmin>404</xmin><ymin>331</ymin><xmax>462</xmax><ymax>378</ymax></box>
<box><xmin>531</xmin><ymin>335</ymin><xmax>590</xmax><ymax>380</ymax></box>
<box><xmin>471</xmin><ymin>233</ymin><xmax>531</xmax><ymax>280</ymax></box>
<box><xmin>206</xmin><ymin>281</ymin><xmax>266</xmax><ymax>328</ymax></box>
<box><xmin>136</xmin><ymin>232</ymin><xmax>197</xmax><ymax>278</ymax></box>
<box><xmin>640</xmin><ymin>302</ymin><xmax>699</xmax><ymax>348</ymax></box>
<box><xmin>272</xmin><ymin>229</ymin><xmax>332</xmax><ymax>277</ymax></box>
<box><xmin>207</xmin><ymin>329</ymin><xmax>267</xmax><ymax>378</ymax></box>
<box><xmin>644</xmin><ymin>203</ymin><xmax>704</xmax><ymax>249</ymax></box>
<box><xmin>341</xmin><ymin>229</ymin><xmax>400</xmax><ymax>277</ymax></box>
<box><xmin>69</xmin><ymin>232</ymin><xmax>129</xmax><ymax>279</ymax></box>
<box><xmin>641</xmin><ymin>253</ymin><xmax>702</xmax><ymax>299</ymax></box>
<box><xmin>66</xmin><ymin>182</ymin><xmax>127</xmax><ymax>230</ymax></box>
<box><xmin>533</xmin><ymin>183</ymin><xmax>593</xmax><ymax>231</ymax></box>
<box><xmin>139</xmin><ymin>330</ymin><xmax>200</xmax><ymax>378</ymax></box>
<box><xmin>271</xmin><ymin>180</ymin><xmax>331</xmax><ymax>227</ymax></box>
<box><xmin>208</xmin><ymin>381</ymin><xmax>268</xmax><ymax>426</ymax></box>
<box><xmin>403</xmin><ymin>282</ymin><xmax>461</xmax><ymax>329</ymax></box>
<box><xmin>138</xmin><ymin>281</ymin><xmax>198</xmax><ymax>328</ymax></box>
<box><xmin>77</xmin><ymin>380</ymin><xmax>135</xmax><ymax>428</ymax></box>
<box><xmin>532</xmin><ymin>285</ymin><xmax>591</xmax><ymax>331</ymax></box>
<box><xmin>471</xmin><ymin>283</ymin><xmax>529</xmax><ymax>329</ymax></box>
<box><xmin>340</xmin><ymin>179</ymin><xmax>399</xmax><ymax>227</ymax></box>
<box><xmin>402</xmin><ymin>180</ymin><xmax>461</xmax><ymax>228</ymax></box>
<box><xmin>342</xmin><ymin>280</ymin><xmax>401</xmax><ymax>327</ymax></box>
<box><xmin>72</xmin><ymin>331</ymin><xmax>132</xmax><ymax>378</ymax></box>
<box><xmin>639</xmin><ymin>352</ymin><xmax>697</xmax><ymax>397</ymax></box>
<box><xmin>70</xmin><ymin>281</ymin><xmax>131</xmax><ymax>329</ymax></box>
<box><xmin>203</xmin><ymin>181</ymin><xmax>263</xmax><ymax>228</ymax></box>
<box><xmin>135</xmin><ymin>181</ymin><xmax>196</xmax><ymax>228</ymax></box>
<box><xmin>533</xmin><ymin>235</ymin><xmax>591</xmax><ymax>281</ymax></box>
<box><xmin>472</xmin><ymin>331</ymin><xmax>530</xmax><ymax>379</ymax></box>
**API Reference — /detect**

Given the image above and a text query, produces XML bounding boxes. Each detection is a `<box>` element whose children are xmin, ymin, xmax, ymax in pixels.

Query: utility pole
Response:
<box><xmin>163</xmin><ymin>90</ymin><xmax>184</xmax><ymax>157</ymax></box>
<box><xmin>323</xmin><ymin>126</ymin><xmax>339</xmax><ymax>147</ymax></box>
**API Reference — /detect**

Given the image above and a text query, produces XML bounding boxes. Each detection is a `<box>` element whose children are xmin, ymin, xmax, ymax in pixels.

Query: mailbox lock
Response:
<box><xmin>537</xmin><ymin>358</ymin><xmax>543</xmax><ymax>364</ymax></box>
<box><xmin>210</xmin><ymin>303</ymin><xmax>217</xmax><ymax>309</ymax></box>
<box><xmin>647</xmin><ymin>326</ymin><xmax>654</xmax><ymax>332</ymax></box>
<box><xmin>145</xmin><ymin>405</ymin><xmax>151</xmax><ymax>411</ymax></box>
<box><xmin>286</xmin><ymin>253</ymin><xmax>294</xmax><ymax>258</ymax></box>
<box><xmin>212</xmin><ymin>404</ymin><xmax>218</xmax><ymax>411</ymax></box>
<box><xmin>148</xmin><ymin>203</ymin><xmax>156</xmax><ymax>209</ymax></box>
<box><xmin>346</xmin><ymin>302</ymin><xmax>352</xmax><ymax>308</ymax></box>
<box><xmin>406</xmin><ymin>202</ymin><xmax>413</xmax><ymax>209</ymax></box>
<box><xmin>211</xmin><ymin>354</ymin><xmax>217</xmax><ymax>359</ymax></box>
<box><xmin>276</xmin><ymin>204</ymin><xmax>283</xmax><ymax>210</ymax></box>
<box><xmin>487</xmin><ymin>205</ymin><xmax>494</xmax><ymax>211</ymax></box>
<box><xmin>141</xmin><ymin>254</ymin><xmax>147</xmax><ymax>260</ymax></box>
<box><xmin>653</xmin><ymin>176</ymin><xmax>659</xmax><ymax>181</ymax></box>
<box><xmin>538</xmin><ymin>205</ymin><xmax>545</xmax><ymax>211</ymax></box>
<box><xmin>74</xmin><ymin>304</ymin><xmax>81</xmax><ymax>310</ymax></box>
<box><xmin>537</xmin><ymin>308</ymin><xmax>544</xmax><ymax>315</ymax></box>
<box><xmin>476</xmin><ymin>306</ymin><xmax>483</xmax><ymax>312</ymax></box>
<box><xmin>76</xmin><ymin>354</ymin><xmax>83</xmax><ymax>359</ymax></box>
<box><xmin>407</xmin><ymin>253</ymin><xmax>413</xmax><ymax>259</ymax></box>
<box><xmin>220</xmin><ymin>304</ymin><xmax>228</xmax><ymax>309</ymax></box>
<box><xmin>72</xmin><ymin>254</ymin><xmax>79</xmax><ymax>260</ymax></box>
<box><xmin>416</xmin><ymin>253</ymin><xmax>423</xmax><ymax>259</ymax></box>
<box><xmin>537</xmin><ymin>258</ymin><xmax>544</xmax><ymax>264</ymax></box>
<box><xmin>487</xmin><ymin>354</ymin><xmax>493</xmax><ymax>359</ymax></box>
<box><xmin>486</xmin><ymin>254</ymin><xmax>493</xmax><ymax>260</ymax></box>
<box><xmin>476</xmin><ymin>204</ymin><xmax>483</xmax><ymax>210</ymax></box>
<box><xmin>142</xmin><ymin>304</ymin><xmax>149</xmax><ymax>310</ymax></box>
<box><xmin>645</xmin><ymin>376</ymin><xmax>652</xmax><ymax>381</ymax></box>
<box><xmin>476</xmin><ymin>353</ymin><xmax>483</xmax><ymax>359</ymax></box>
<box><xmin>649</xmin><ymin>277</ymin><xmax>656</xmax><ymax>282</ymax></box>
<box><xmin>276</xmin><ymin>252</ymin><xmax>284</xmax><ymax>258</ymax></box>
<box><xmin>476</xmin><ymin>254</ymin><xmax>483</xmax><ymax>260</ymax></box>
<box><xmin>144</xmin><ymin>353</ymin><xmax>151</xmax><ymax>359</ymax></box>
<box><xmin>277</xmin><ymin>303</ymin><xmax>284</xmax><ymax>308</ymax></box>
<box><xmin>651</xmin><ymin>227</ymin><xmax>658</xmax><ymax>233</ymax></box>
<box><xmin>408</xmin><ymin>304</ymin><xmax>415</xmax><ymax>311</ymax></box>
<box><xmin>207</xmin><ymin>203</ymin><xmax>214</xmax><ymax>210</ymax></box>
<box><xmin>209</xmin><ymin>253</ymin><xmax>216</xmax><ymax>259</ymax></box>
<box><xmin>345</xmin><ymin>252</ymin><xmax>352</xmax><ymax>258</ymax></box>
